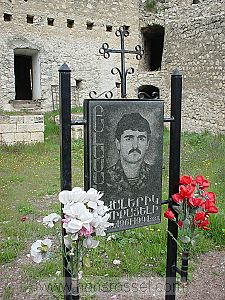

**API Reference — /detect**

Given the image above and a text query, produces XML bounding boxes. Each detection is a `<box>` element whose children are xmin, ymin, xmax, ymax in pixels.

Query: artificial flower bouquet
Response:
<box><xmin>164</xmin><ymin>175</ymin><xmax>218</xmax><ymax>250</ymax></box>
<box><xmin>30</xmin><ymin>187</ymin><xmax>113</xmax><ymax>277</ymax></box>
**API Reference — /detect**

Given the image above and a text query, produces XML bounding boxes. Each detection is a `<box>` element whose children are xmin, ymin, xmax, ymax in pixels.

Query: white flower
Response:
<box><xmin>43</xmin><ymin>213</ymin><xmax>61</xmax><ymax>228</ymax></box>
<box><xmin>113</xmin><ymin>259</ymin><xmax>121</xmax><ymax>265</ymax></box>
<box><xmin>93</xmin><ymin>214</ymin><xmax>114</xmax><ymax>236</ymax></box>
<box><xmin>64</xmin><ymin>233</ymin><xmax>79</xmax><ymax>249</ymax></box>
<box><xmin>30</xmin><ymin>239</ymin><xmax>52</xmax><ymax>263</ymax></box>
<box><xmin>71</xmin><ymin>187</ymin><xmax>87</xmax><ymax>202</ymax></box>
<box><xmin>63</xmin><ymin>202</ymin><xmax>94</xmax><ymax>231</ymax></box>
<box><xmin>87</xmin><ymin>201</ymin><xmax>98</xmax><ymax>210</ymax></box>
<box><xmin>85</xmin><ymin>188</ymin><xmax>104</xmax><ymax>204</ymax></box>
<box><xmin>96</xmin><ymin>204</ymin><xmax>109</xmax><ymax>216</ymax></box>
<box><xmin>63</xmin><ymin>219</ymin><xmax>83</xmax><ymax>234</ymax></box>
<box><xmin>64</xmin><ymin>235</ymin><xmax>71</xmax><ymax>248</ymax></box>
<box><xmin>83</xmin><ymin>236</ymin><xmax>99</xmax><ymax>248</ymax></box>
<box><xmin>59</xmin><ymin>188</ymin><xmax>86</xmax><ymax>205</ymax></box>
<box><xmin>63</xmin><ymin>202</ymin><xmax>87</xmax><ymax>219</ymax></box>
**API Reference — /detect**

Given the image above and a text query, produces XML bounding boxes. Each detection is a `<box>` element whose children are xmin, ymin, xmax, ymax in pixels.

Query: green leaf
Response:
<box><xmin>180</xmin><ymin>236</ymin><xmax>191</xmax><ymax>244</ymax></box>
<box><xmin>191</xmin><ymin>239</ymin><xmax>196</xmax><ymax>247</ymax></box>
<box><xmin>83</xmin><ymin>256</ymin><xmax>91</xmax><ymax>268</ymax></box>
<box><xmin>172</xmin><ymin>205</ymin><xmax>183</xmax><ymax>214</ymax></box>
<box><xmin>183</xmin><ymin>219</ymin><xmax>191</xmax><ymax>229</ymax></box>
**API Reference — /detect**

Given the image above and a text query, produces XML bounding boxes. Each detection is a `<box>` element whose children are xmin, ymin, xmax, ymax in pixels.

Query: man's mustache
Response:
<box><xmin>128</xmin><ymin>148</ymin><xmax>141</xmax><ymax>155</ymax></box>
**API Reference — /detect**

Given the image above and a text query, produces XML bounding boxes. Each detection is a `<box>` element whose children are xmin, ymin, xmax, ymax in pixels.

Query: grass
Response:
<box><xmin>0</xmin><ymin>111</ymin><xmax>225</xmax><ymax>299</ymax></box>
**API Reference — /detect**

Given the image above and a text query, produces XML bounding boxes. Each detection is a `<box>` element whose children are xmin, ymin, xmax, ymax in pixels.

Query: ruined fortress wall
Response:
<box><xmin>140</xmin><ymin>0</ymin><xmax>225</xmax><ymax>134</ymax></box>
<box><xmin>0</xmin><ymin>0</ymin><xmax>140</xmax><ymax>112</ymax></box>
<box><xmin>1</xmin><ymin>0</ymin><xmax>225</xmax><ymax>134</ymax></box>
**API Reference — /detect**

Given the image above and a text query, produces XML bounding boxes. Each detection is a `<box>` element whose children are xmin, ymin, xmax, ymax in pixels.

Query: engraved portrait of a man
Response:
<box><xmin>104</xmin><ymin>112</ymin><xmax>159</xmax><ymax>199</ymax></box>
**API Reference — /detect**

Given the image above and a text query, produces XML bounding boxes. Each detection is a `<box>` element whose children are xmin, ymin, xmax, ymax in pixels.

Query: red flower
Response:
<box><xmin>205</xmin><ymin>191</ymin><xmax>216</xmax><ymax>204</ymax></box>
<box><xmin>21</xmin><ymin>216</ymin><xmax>28</xmax><ymax>222</ymax></box>
<box><xmin>178</xmin><ymin>220</ymin><xmax>183</xmax><ymax>228</ymax></box>
<box><xmin>180</xmin><ymin>175</ymin><xmax>193</xmax><ymax>185</ymax></box>
<box><xmin>188</xmin><ymin>197</ymin><xmax>204</xmax><ymax>207</ymax></box>
<box><xmin>198</xmin><ymin>219</ymin><xmax>211</xmax><ymax>230</ymax></box>
<box><xmin>195</xmin><ymin>175</ymin><xmax>209</xmax><ymax>190</ymax></box>
<box><xmin>194</xmin><ymin>212</ymin><xmax>211</xmax><ymax>230</ymax></box>
<box><xmin>172</xmin><ymin>193</ymin><xmax>184</xmax><ymax>204</ymax></box>
<box><xmin>164</xmin><ymin>208</ymin><xmax>176</xmax><ymax>221</ymax></box>
<box><xmin>205</xmin><ymin>199</ymin><xmax>218</xmax><ymax>214</ymax></box>
<box><xmin>194</xmin><ymin>211</ymin><xmax>206</xmax><ymax>224</ymax></box>
<box><xmin>180</xmin><ymin>185</ymin><xmax>195</xmax><ymax>198</ymax></box>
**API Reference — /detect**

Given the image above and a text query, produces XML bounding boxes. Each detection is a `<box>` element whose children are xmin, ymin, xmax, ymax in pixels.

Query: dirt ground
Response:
<box><xmin>0</xmin><ymin>249</ymin><xmax>224</xmax><ymax>300</ymax></box>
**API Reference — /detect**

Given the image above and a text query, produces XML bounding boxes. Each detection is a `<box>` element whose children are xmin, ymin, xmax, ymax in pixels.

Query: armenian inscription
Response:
<box><xmin>84</xmin><ymin>100</ymin><xmax>164</xmax><ymax>232</ymax></box>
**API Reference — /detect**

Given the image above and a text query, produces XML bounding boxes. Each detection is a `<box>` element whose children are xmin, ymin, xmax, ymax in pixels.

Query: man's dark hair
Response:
<box><xmin>115</xmin><ymin>113</ymin><xmax>151</xmax><ymax>141</ymax></box>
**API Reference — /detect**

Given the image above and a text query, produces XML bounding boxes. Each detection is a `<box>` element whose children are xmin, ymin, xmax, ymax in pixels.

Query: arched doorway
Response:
<box><xmin>141</xmin><ymin>25</ymin><xmax>165</xmax><ymax>71</ymax></box>
<box><xmin>138</xmin><ymin>85</ymin><xmax>160</xmax><ymax>99</ymax></box>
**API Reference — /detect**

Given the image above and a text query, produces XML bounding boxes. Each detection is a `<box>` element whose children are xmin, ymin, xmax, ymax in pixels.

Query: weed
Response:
<box><xmin>146</xmin><ymin>0</ymin><xmax>157</xmax><ymax>12</ymax></box>
<box><xmin>2</xmin><ymin>286</ymin><xmax>14</xmax><ymax>299</ymax></box>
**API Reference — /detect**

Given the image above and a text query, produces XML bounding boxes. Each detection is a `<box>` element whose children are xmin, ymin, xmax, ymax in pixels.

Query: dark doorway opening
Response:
<box><xmin>14</xmin><ymin>55</ymin><xmax>32</xmax><ymax>100</ymax></box>
<box><xmin>142</xmin><ymin>25</ymin><xmax>165</xmax><ymax>71</ymax></box>
<box><xmin>138</xmin><ymin>85</ymin><xmax>160</xmax><ymax>99</ymax></box>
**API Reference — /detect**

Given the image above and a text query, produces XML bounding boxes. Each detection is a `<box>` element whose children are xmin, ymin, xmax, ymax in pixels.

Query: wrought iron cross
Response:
<box><xmin>99</xmin><ymin>26</ymin><xmax>144</xmax><ymax>98</ymax></box>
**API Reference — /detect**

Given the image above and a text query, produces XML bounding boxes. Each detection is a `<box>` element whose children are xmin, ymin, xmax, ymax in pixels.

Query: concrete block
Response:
<box><xmin>71</xmin><ymin>125</ymin><xmax>83</xmax><ymax>139</ymax></box>
<box><xmin>0</xmin><ymin>123</ymin><xmax>17</xmax><ymax>133</ymax></box>
<box><xmin>34</xmin><ymin>115</ymin><xmax>44</xmax><ymax>123</ymax></box>
<box><xmin>1</xmin><ymin>133</ymin><xmax>15</xmax><ymax>145</ymax></box>
<box><xmin>23</xmin><ymin>115</ymin><xmax>35</xmax><ymax>124</ymax></box>
<box><xmin>10</xmin><ymin>116</ymin><xmax>24</xmax><ymax>124</ymax></box>
<box><xmin>17</xmin><ymin>123</ymin><xmax>44</xmax><ymax>132</ymax></box>
<box><xmin>15</xmin><ymin>132</ymin><xmax>31</xmax><ymax>142</ymax></box>
<box><xmin>30</xmin><ymin>132</ymin><xmax>44</xmax><ymax>142</ymax></box>
<box><xmin>0</xmin><ymin>115</ymin><xmax>10</xmax><ymax>124</ymax></box>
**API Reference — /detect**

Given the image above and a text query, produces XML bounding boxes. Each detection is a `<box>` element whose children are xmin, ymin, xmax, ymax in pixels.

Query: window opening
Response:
<box><xmin>138</xmin><ymin>85</ymin><xmax>160</xmax><ymax>99</ymax></box>
<box><xmin>27</xmin><ymin>15</ymin><xmax>34</xmax><ymax>24</ymax></box>
<box><xmin>106</xmin><ymin>25</ymin><xmax>113</xmax><ymax>32</ymax></box>
<box><xmin>76</xmin><ymin>79</ymin><xmax>82</xmax><ymax>90</ymax></box>
<box><xmin>123</xmin><ymin>25</ymin><xmax>130</xmax><ymax>31</ymax></box>
<box><xmin>142</xmin><ymin>25</ymin><xmax>164</xmax><ymax>71</ymax></box>
<box><xmin>4</xmin><ymin>13</ymin><xmax>12</xmax><ymax>22</ymax></box>
<box><xmin>47</xmin><ymin>18</ymin><xmax>54</xmax><ymax>26</ymax></box>
<box><xmin>67</xmin><ymin>19</ymin><xmax>74</xmax><ymax>28</ymax></box>
<box><xmin>87</xmin><ymin>21</ymin><xmax>94</xmax><ymax>30</ymax></box>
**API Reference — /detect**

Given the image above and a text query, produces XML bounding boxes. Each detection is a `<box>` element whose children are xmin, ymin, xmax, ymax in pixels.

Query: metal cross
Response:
<box><xmin>99</xmin><ymin>26</ymin><xmax>144</xmax><ymax>98</ymax></box>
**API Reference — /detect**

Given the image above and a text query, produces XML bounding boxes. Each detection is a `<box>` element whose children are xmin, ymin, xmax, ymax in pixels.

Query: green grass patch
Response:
<box><xmin>0</xmin><ymin>113</ymin><xmax>225</xmax><ymax>298</ymax></box>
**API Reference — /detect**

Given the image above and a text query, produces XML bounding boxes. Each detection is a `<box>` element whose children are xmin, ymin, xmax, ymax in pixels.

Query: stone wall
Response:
<box><xmin>55</xmin><ymin>114</ymin><xmax>84</xmax><ymax>139</ymax></box>
<box><xmin>0</xmin><ymin>114</ymin><xmax>44</xmax><ymax>145</ymax></box>
<box><xmin>0</xmin><ymin>0</ymin><xmax>225</xmax><ymax>135</ymax></box>
<box><xmin>0</xmin><ymin>0</ymin><xmax>140</xmax><ymax>112</ymax></box>
<box><xmin>139</xmin><ymin>0</ymin><xmax>225</xmax><ymax>134</ymax></box>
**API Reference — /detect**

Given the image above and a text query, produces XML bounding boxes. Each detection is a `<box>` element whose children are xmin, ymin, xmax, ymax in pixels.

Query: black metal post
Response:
<box><xmin>59</xmin><ymin>63</ymin><xmax>79</xmax><ymax>300</ymax></box>
<box><xmin>180</xmin><ymin>251</ymin><xmax>188</xmax><ymax>283</ymax></box>
<box><xmin>120</xmin><ymin>29</ymin><xmax>126</xmax><ymax>98</ymax></box>
<box><xmin>165</xmin><ymin>68</ymin><xmax>182</xmax><ymax>300</ymax></box>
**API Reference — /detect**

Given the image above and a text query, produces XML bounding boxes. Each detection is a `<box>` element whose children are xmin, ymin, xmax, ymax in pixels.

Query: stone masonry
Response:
<box><xmin>0</xmin><ymin>114</ymin><xmax>44</xmax><ymax>145</ymax></box>
<box><xmin>139</xmin><ymin>0</ymin><xmax>225</xmax><ymax>134</ymax></box>
<box><xmin>0</xmin><ymin>0</ymin><xmax>225</xmax><ymax>134</ymax></box>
